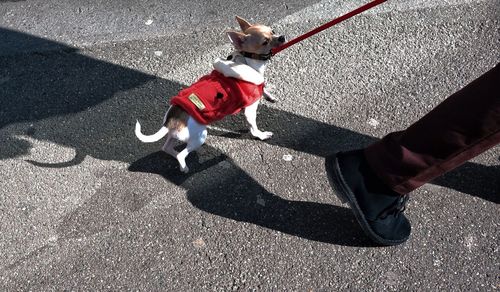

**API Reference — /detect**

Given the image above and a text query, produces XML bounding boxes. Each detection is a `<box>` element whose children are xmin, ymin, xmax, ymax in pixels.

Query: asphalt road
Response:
<box><xmin>1</xmin><ymin>0</ymin><xmax>499</xmax><ymax>290</ymax></box>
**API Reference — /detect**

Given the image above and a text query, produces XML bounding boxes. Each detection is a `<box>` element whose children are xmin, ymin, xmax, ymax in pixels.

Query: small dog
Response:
<box><xmin>135</xmin><ymin>16</ymin><xmax>285</xmax><ymax>173</ymax></box>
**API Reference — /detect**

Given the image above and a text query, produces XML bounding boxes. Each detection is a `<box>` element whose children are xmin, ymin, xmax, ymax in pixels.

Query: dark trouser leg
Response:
<box><xmin>365</xmin><ymin>64</ymin><xmax>500</xmax><ymax>195</ymax></box>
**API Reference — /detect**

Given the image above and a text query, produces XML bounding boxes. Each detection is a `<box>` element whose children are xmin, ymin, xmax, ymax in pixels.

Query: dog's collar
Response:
<box><xmin>236</xmin><ymin>51</ymin><xmax>273</xmax><ymax>61</ymax></box>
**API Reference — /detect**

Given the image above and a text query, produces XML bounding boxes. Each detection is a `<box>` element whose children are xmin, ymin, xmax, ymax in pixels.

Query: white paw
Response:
<box><xmin>180</xmin><ymin>165</ymin><xmax>190</xmax><ymax>173</ymax></box>
<box><xmin>257</xmin><ymin>131</ymin><xmax>273</xmax><ymax>140</ymax></box>
<box><xmin>264</xmin><ymin>92</ymin><xmax>277</xmax><ymax>103</ymax></box>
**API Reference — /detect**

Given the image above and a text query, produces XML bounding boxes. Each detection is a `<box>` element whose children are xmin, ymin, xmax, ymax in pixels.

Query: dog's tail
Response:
<box><xmin>135</xmin><ymin>120</ymin><xmax>169</xmax><ymax>143</ymax></box>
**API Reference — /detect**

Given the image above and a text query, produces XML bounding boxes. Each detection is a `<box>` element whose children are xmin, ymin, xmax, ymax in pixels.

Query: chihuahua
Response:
<box><xmin>135</xmin><ymin>16</ymin><xmax>285</xmax><ymax>173</ymax></box>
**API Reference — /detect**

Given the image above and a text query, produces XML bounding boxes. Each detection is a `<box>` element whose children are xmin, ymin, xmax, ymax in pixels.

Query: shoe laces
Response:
<box><xmin>379</xmin><ymin>194</ymin><xmax>409</xmax><ymax>219</ymax></box>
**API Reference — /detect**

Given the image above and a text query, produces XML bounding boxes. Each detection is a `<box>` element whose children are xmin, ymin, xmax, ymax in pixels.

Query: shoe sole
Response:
<box><xmin>325</xmin><ymin>153</ymin><xmax>408</xmax><ymax>246</ymax></box>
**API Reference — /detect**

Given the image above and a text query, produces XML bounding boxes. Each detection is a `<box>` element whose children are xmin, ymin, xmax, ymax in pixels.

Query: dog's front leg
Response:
<box><xmin>244</xmin><ymin>100</ymin><xmax>273</xmax><ymax>140</ymax></box>
<box><xmin>263</xmin><ymin>88</ymin><xmax>277</xmax><ymax>103</ymax></box>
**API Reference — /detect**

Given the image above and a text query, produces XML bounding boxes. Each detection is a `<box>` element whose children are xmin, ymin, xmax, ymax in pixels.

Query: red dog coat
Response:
<box><xmin>171</xmin><ymin>70</ymin><xmax>264</xmax><ymax>125</ymax></box>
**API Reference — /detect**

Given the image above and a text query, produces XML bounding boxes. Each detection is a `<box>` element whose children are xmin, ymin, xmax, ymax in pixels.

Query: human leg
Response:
<box><xmin>326</xmin><ymin>64</ymin><xmax>500</xmax><ymax>245</ymax></box>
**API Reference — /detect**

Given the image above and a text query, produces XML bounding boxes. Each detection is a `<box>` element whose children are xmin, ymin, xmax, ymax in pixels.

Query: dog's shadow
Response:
<box><xmin>128</xmin><ymin>149</ymin><xmax>375</xmax><ymax>246</ymax></box>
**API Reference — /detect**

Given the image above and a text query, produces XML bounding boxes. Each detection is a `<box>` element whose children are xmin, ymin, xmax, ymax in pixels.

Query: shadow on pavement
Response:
<box><xmin>210</xmin><ymin>107</ymin><xmax>500</xmax><ymax>203</ymax></box>
<box><xmin>432</xmin><ymin>162</ymin><xmax>499</xmax><ymax>204</ymax></box>
<box><xmin>1</xmin><ymin>28</ymin><xmax>497</xmax><ymax>250</ymax></box>
<box><xmin>0</xmin><ymin>28</ymin><xmax>181</xmax><ymax>165</ymax></box>
<box><xmin>128</xmin><ymin>150</ymin><xmax>374</xmax><ymax>246</ymax></box>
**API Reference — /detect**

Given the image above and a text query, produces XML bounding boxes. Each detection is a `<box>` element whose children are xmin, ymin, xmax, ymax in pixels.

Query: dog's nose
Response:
<box><xmin>278</xmin><ymin>35</ymin><xmax>286</xmax><ymax>43</ymax></box>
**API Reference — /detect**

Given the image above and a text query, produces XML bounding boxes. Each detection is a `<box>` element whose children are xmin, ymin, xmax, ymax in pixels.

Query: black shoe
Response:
<box><xmin>325</xmin><ymin>150</ymin><xmax>411</xmax><ymax>246</ymax></box>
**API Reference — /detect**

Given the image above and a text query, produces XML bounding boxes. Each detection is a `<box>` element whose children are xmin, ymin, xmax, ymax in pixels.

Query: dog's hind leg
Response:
<box><xmin>176</xmin><ymin>118</ymin><xmax>207</xmax><ymax>173</ymax></box>
<box><xmin>161</xmin><ymin>133</ymin><xmax>178</xmax><ymax>157</ymax></box>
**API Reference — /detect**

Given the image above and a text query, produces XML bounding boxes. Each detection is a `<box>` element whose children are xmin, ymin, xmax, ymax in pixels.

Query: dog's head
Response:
<box><xmin>227</xmin><ymin>16</ymin><xmax>285</xmax><ymax>56</ymax></box>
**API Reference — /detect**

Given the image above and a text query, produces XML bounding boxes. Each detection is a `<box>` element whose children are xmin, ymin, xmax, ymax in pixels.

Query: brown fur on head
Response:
<box><xmin>227</xmin><ymin>16</ymin><xmax>285</xmax><ymax>55</ymax></box>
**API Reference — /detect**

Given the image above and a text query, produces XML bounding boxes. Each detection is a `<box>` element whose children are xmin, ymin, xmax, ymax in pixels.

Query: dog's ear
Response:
<box><xmin>227</xmin><ymin>31</ymin><xmax>247</xmax><ymax>50</ymax></box>
<box><xmin>235</xmin><ymin>16</ymin><xmax>252</xmax><ymax>32</ymax></box>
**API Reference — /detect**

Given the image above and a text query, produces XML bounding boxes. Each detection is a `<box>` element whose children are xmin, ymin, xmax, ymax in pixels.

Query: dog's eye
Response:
<box><xmin>272</xmin><ymin>30</ymin><xmax>275</xmax><ymax>34</ymax></box>
<box><xmin>262</xmin><ymin>40</ymin><xmax>269</xmax><ymax>45</ymax></box>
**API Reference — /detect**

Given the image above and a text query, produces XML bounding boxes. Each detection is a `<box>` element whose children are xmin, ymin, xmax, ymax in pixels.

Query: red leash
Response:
<box><xmin>271</xmin><ymin>0</ymin><xmax>387</xmax><ymax>55</ymax></box>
